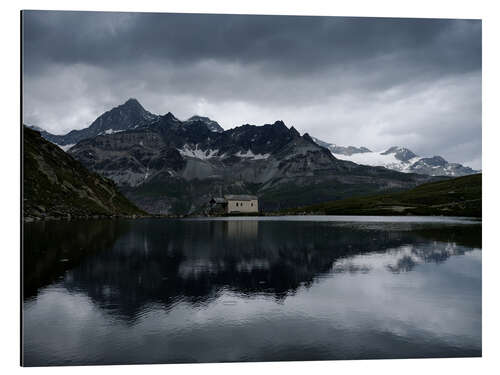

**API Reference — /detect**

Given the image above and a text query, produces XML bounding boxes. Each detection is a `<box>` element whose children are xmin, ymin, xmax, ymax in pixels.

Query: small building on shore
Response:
<box><xmin>209</xmin><ymin>194</ymin><xmax>259</xmax><ymax>214</ymax></box>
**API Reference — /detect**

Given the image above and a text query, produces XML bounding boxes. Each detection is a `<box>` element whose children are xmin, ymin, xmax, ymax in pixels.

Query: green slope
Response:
<box><xmin>23</xmin><ymin>127</ymin><xmax>147</xmax><ymax>221</ymax></box>
<box><xmin>287</xmin><ymin>174</ymin><xmax>481</xmax><ymax>217</ymax></box>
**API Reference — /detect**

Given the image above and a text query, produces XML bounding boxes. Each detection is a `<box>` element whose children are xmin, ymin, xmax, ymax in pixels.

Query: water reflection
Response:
<box><xmin>25</xmin><ymin>219</ymin><xmax>480</xmax><ymax>311</ymax></box>
<box><xmin>23</xmin><ymin>219</ymin><xmax>131</xmax><ymax>299</ymax></box>
<box><xmin>23</xmin><ymin>217</ymin><xmax>482</xmax><ymax>366</ymax></box>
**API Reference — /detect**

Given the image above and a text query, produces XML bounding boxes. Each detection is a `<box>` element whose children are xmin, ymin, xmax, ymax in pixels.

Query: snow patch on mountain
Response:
<box><xmin>331</xmin><ymin>150</ymin><xmax>421</xmax><ymax>172</ymax></box>
<box><xmin>98</xmin><ymin>129</ymin><xmax>126</xmax><ymax>135</ymax></box>
<box><xmin>58</xmin><ymin>143</ymin><xmax>76</xmax><ymax>152</ymax></box>
<box><xmin>178</xmin><ymin>145</ymin><xmax>220</xmax><ymax>160</ymax></box>
<box><xmin>234</xmin><ymin>150</ymin><xmax>271</xmax><ymax>160</ymax></box>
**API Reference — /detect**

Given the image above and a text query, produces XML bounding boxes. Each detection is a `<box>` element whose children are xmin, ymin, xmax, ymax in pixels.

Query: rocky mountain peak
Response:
<box><xmin>187</xmin><ymin>115</ymin><xmax>209</xmax><ymax>122</ymax></box>
<box><xmin>185</xmin><ymin>115</ymin><xmax>224</xmax><ymax>132</ymax></box>
<box><xmin>163</xmin><ymin>112</ymin><xmax>181</xmax><ymax>122</ymax></box>
<box><xmin>302</xmin><ymin>133</ymin><xmax>314</xmax><ymax>143</ymax></box>
<box><xmin>123</xmin><ymin>97</ymin><xmax>142</xmax><ymax>108</ymax></box>
<box><xmin>382</xmin><ymin>146</ymin><xmax>399</xmax><ymax>153</ymax></box>
<box><xmin>110</xmin><ymin>98</ymin><xmax>150</xmax><ymax>118</ymax></box>
<box><xmin>33</xmin><ymin>98</ymin><xmax>160</xmax><ymax>146</ymax></box>
<box><xmin>273</xmin><ymin>120</ymin><xmax>287</xmax><ymax>128</ymax></box>
<box><xmin>290</xmin><ymin>126</ymin><xmax>301</xmax><ymax>138</ymax></box>
<box><xmin>382</xmin><ymin>146</ymin><xmax>417</xmax><ymax>162</ymax></box>
<box><xmin>420</xmin><ymin>155</ymin><xmax>447</xmax><ymax>166</ymax></box>
<box><xmin>91</xmin><ymin>98</ymin><xmax>158</xmax><ymax>132</ymax></box>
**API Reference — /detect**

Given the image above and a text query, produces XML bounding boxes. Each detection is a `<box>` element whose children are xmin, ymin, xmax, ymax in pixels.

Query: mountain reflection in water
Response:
<box><xmin>23</xmin><ymin>217</ymin><xmax>482</xmax><ymax>366</ymax></box>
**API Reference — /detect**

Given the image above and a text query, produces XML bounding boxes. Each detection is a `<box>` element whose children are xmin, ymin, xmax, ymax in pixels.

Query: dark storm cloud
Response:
<box><xmin>22</xmin><ymin>10</ymin><xmax>482</xmax><ymax>168</ymax></box>
<box><xmin>23</xmin><ymin>11</ymin><xmax>480</xmax><ymax>75</ymax></box>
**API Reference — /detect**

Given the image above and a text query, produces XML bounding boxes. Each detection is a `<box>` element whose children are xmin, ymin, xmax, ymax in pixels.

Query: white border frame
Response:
<box><xmin>3</xmin><ymin>1</ymin><xmax>499</xmax><ymax>374</ymax></box>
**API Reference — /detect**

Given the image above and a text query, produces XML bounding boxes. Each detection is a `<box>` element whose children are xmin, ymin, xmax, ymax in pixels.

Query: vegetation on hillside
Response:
<box><xmin>285</xmin><ymin>174</ymin><xmax>481</xmax><ymax>217</ymax></box>
<box><xmin>23</xmin><ymin>127</ymin><xmax>147</xmax><ymax>221</ymax></box>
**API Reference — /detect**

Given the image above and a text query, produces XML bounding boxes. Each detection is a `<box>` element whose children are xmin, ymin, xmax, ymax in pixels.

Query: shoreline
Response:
<box><xmin>23</xmin><ymin>212</ymin><xmax>482</xmax><ymax>223</ymax></box>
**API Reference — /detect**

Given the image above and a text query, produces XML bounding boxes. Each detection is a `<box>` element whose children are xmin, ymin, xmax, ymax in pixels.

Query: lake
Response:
<box><xmin>22</xmin><ymin>216</ymin><xmax>482</xmax><ymax>366</ymax></box>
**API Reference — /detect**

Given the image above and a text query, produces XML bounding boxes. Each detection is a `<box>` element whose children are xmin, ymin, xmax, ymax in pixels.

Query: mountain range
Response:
<box><xmin>311</xmin><ymin>138</ymin><xmax>479</xmax><ymax>177</ymax></box>
<box><xmin>27</xmin><ymin>98</ymin><xmax>476</xmax><ymax>215</ymax></box>
<box><xmin>31</xmin><ymin>100</ymin><xmax>479</xmax><ymax>179</ymax></box>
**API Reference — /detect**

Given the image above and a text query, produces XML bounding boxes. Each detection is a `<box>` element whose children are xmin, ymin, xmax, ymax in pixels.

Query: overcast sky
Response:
<box><xmin>22</xmin><ymin>11</ymin><xmax>481</xmax><ymax>168</ymax></box>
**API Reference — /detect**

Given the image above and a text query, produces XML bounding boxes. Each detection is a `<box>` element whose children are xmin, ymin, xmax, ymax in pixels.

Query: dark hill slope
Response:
<box><xmin>23</xmin><ymin>127</ymin><xmax>146</xmax><ymax>221</ymax></box>
<box><xmin>288</xmin><ymin>174</ymin><xmax>481</xmax><ymax>217</ymax></box>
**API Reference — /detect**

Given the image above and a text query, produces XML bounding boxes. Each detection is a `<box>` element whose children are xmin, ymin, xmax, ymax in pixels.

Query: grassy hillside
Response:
<box><xmin>286</xmin><ymin>174</ymin><xmax>481</xmax><ymax>217</ymax></box>
<box><xmin>23</xmin><ymin>127</ymin><xmax>147</xmax><ymax>221</ymax></box>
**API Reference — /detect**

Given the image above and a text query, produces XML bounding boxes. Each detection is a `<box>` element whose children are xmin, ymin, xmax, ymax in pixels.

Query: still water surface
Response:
<box><xmin>23</xmin><ymin>216</ymin><xmax>481</xmax><ymax>366</ymax></box>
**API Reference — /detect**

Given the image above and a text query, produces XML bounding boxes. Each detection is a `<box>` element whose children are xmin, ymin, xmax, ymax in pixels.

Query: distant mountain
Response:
<box><xmin>29</xmin><ymin>100</ymin><xmax>228</xmax><ymax>151</ymax></box>
<box><xmin>313</xmin><ymin>139</ymin><xmax>479</xmax><ymax>177</ymax></box>
<box><xmin>66</xmin><ymin>109</ymin><xmax>436</xmax><ymax>214</ymax></box>
<box><xmin>23</xmin><ymin>126</ymin><xmax>145</xmax><ymax>221</ymax></box>
<box><xmin>311</xmin><ymin>137</ymin><xmax>371</xmax><ymax>156</ymax></box>
<box><xmin>380</xmin><ymin>146</ymin><xmax>418</xmax><ymax>162</ymax></box>
<box><xmin>28</xmin><ymin>98</ymin><xmax>160</xmax><ymax>148</ymax></box>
